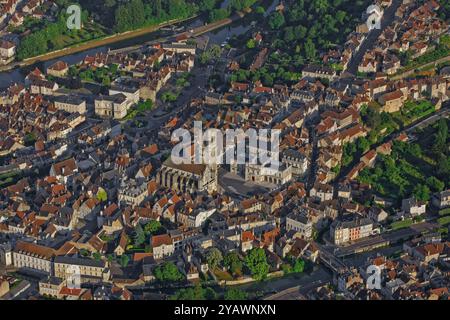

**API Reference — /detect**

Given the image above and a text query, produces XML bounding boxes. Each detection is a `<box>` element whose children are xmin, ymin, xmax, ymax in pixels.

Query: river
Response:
<box><xmin>0</xmin><ymin>0</ymin><xmax>279</xmax><ymax>89</ymax></box>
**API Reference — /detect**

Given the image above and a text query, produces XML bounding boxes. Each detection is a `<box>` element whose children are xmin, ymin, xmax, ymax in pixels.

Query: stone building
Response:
<box><xmin>53</xmin><ymin>256</ymin><xmax>109</xmax><ymax>284</ymax></box>
<box><xmin>281</xmin><ymin>149</ymin><xmax>309</xmax><ymax>177</ymax></box>
<box><xmin>157</xmin><ymin>158</ymin><xmax>218</xmax><ymax>193</ymax></box>
<box><xmin>286</xmin><ymin>210</ymin><xmax>313</xmax><ymax>240</ymax></box>
<box><xmin>118</xmin><ymin>178</ymin><xmax>148</xmax><ymax>208</ymax></box>
<box><xmin>151</xmin><ymin>234</ymin><xmax>175</xmax><ymax>260</ymax></box>
<box><xmin>245</xmin><ymin>163</ymin><xmax>292</xmax><ymax>186</ymax></box>
<box><xmin>95</xmin><ymin>93</ymin><xmax>131</xmax><ymax>119</ymax></box>
<box><xmin>330</xmin><ymin>217</ymin><xmax>373</xmax><ymax>245</ymax></box>
<box><xmin>13</xmin><ymin>241</ymin><xmax>55</xmax><ymax>274</ymax></box>
<box><xmin>54</xmin><ymin>95</ymin><xmax>87</xmax><ymax>114</ymax></box>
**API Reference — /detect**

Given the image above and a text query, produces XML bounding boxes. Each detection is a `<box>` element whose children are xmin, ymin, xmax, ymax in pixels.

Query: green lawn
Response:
<box><xmin>439</xmin><ymin>208</ymin><xmax>450</xmax><ymax>216</ymax></box>
<box><xmin>401</xmin><ymin>35</ymin><xmax>450</xmax><ymax>72</ymax></box>
<box><xmin>438</xmin><ymin>216</ymin><xmax>450</xmax><ymax>226</ymax></box>
<box><xmin>391</xmin><ymin>218</ymin><xmax>413</xmax><ymax>230</ymax></box>
<box><xmin>392</xmin><ymin>100</ymin><xmax>435</xmax><ymax>127</ymax></box>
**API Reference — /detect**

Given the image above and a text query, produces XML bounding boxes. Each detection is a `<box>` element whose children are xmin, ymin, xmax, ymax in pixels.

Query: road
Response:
<box><xmin>345</xmin><ymin>0</ymin><xmax>402</xmax><ymax>75</ymax></box>
<box><xmin>390</xmin><ymin>54</ymin><xmax>450</xmax><ymax>80</ymax></box>
<box><xmin>262</xmin><ymin>267</ymin><xmax>332</xmax><ymax>300</ymax></box>
<box><xmin>405</xmin><ymin>105</ymin><xmax>449</xmax><ymax>133</ymax></box>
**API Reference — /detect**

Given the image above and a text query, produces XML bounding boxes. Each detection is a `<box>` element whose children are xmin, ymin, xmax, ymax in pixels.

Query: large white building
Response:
<box><xmin>118</xmin><ymin>178</ymin><xmax>148</xmax><ymax>208</ymax></box>
<box><xmin>109</xmin><ymin>85</ymin><xmax>140</xmax><ymax>104</ymax></box>
<box><xmin>151</xmin><ymin>234</ymin><xmax>175</xmax><ymax>260</ymax></box>
<box><xmin>53</xmin><ymin>256</ymin><xmax>109</xmax><ymax>284</ymax></box>
<box><xmin>286</xmin><ymin>210</ymin><xmax>313</xmax><ymax>240</ymax></box>
<box><xmin>95</xmin><ymin>93</ymin><xmax>131</xmax><ymax>119</ymax></box>
<box><xmin>54</xmin><ymin>95</ymin><xmax>87</xmax><ymax>114</ymax></box>
<box><xmin>0</xmin><ymin>40</ymin><xmax>16</xmax><ymax>65</ymax></box>
<box><xmin>13</xmin><ymin>241</ymin><xmax>55</xmax><ymax>274</ymax></box>
<box><xmin>330</xmin><ymin>217</ymin><xmax>373</xmax><ymax>245</ymax></box>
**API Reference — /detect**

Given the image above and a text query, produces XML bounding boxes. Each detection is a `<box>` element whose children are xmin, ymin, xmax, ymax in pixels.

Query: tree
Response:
<box><xmin>200</xmin><ymin>44</ymin><xmax>221</xmax><ymax>64</ymax></box>
<box><xmin>206</xmin><ymin>248</ymin><xmax>223</xmax><ymax>269</ymax></box>
<box><xmin>200</xmin><ymin>0</ymin><xmax>217</xmax><ymax>11</ymax></box>
<box><xmin>246</xmin><ymin>39</ymin><xmax>257</xmax><ymax>49</ymax></box>
<box><xmin>102</xmin><ymin>76</ymin><xmax>111</xmax><ymax>86</ymax></box>
<box><xmin>304</xmin><ymin>38</ymin><xmax>316</xmax><ymax>61</ymax></box>
<box><xmin>433</xmin><ymin>118</ymin><xmax>448</xmax><ymax>154</ymax></box>
<box><xmin>223</xmin><ymin>252</ymin><xmax>243</xmax><ymax>275</ymax></box>
<box><xmin>208</xmin><ymin>8</ymin><xmax>229</xmax><ymax>22</ymax></box>
<box><xmin>144</xmin><ymin>220</ymin><xmax>162</xmax><ymax>235</ymax></box>
<box><xmin>365</xmin><ymin>107</ymin><xmax>381</xmax><ymax>129</ymax></box>
<box><xmin>255</xmin><ymin>6</ymin><xmax>265</xmax><ymax>15</ymax></box>
<box><xmin>437</xmin><ymin>152</ymin><xmax>448</xmax><ymax>180</ymax></box>
<box><xmin>427</xmin><ymin>176</ymin><xmax>445</xmax><ymax>192</ymax></box>
<box><xmin>413</xmin><ymin>184</ymin><xmax>431</xmax><ymax>202</ymax></box>
<box><xmin>284</xmin><ymin>26</ymin><xmax>295</xmax><ymax>42</ymax></box>
<box><xmin>292</xmin><ymin>258</ymin><xmax>305</xmax><ymax>273</ymax></box>
<box><xmin>134</xmin><ymin>224</ymin><xmax>146</xmax><ymax>247</ymax></box>
<box><xmin>120</xmin><ymin>254</ymin><xmax>130</xmax><ymax>267</ymax></box>
<box><xmin>171</xmin><ymin>284</ymin><xmax>216</xmax><ymax>300</ymax></box>
<box><xmin>224</xmin><ymin>288</ymin><xmax>247</xmax><ymax>300</ymax></box>
<box><xmin>244</xmin><ymin>248</ymin><xmax>269</xmax><ymax>280</ymax></box>
<box><xmin>154</xmin><ymin>262</ymin><xmax>184</xmax><ymax>282</ymax></box>
<box><xmin>96</xmin><ymin>188</ymin><xmax>108</xmax><ymax>202</ymax></box>
<box><xmin>269</xmin><ymin>12</ymin><xmax>285</xmax><ymax>29</ymax></box>
<box><xmin>93</xmin><ymin>252</ymin><xmax>102</xmax><ymax>261</ymax></box>
<box><xmin>357</xmin><ymin>137</ymin><xmax>370</xmax><ymax>155</ymax></box>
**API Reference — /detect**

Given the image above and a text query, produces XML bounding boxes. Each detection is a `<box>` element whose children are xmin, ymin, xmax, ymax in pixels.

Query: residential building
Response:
<box><xmin>330</xmin><ymin>217</ymin><xmax>373</xmax><ymax>245</ymax></box>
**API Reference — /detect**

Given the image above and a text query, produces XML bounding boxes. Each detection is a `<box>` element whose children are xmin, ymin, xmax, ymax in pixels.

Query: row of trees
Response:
<box><xmin>114</xmin><ymin>0</ymin><xmax>198</xmax><ymax>32</ymax></box>
<box><xmin>358</xmin><ymin>119</ymin><xmax>449</xmax><ymax>203</ymax></box>
<box><xmin>113</xmin><ymin>0</ymin><xmax>259</xmax><ymax>32</ymax></box>
<box><xmin>170</xmin><ymin>284</ymin><xmax>248</xmax><ymax>300</ymax></box>
<box><xmin>206</xmin><ymin>247</ymin><xmax>269</xmax><ymax>280</ymax></box>
<box><xmin>17</xmin><ymin>10</ymin><xmax>90</xmax><ymax>60</ymax></box>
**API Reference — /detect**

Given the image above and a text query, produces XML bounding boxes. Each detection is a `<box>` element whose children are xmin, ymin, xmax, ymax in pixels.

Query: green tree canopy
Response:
<box><xmin>206</xmin><ymin>248</ymin><xmax>223</xmax><ymax>269</ymax></box>
<box><xmin>154</xmin><ymin>262</ymin><xmax>184</xmax><ymax>282</ymax></box>
<box><xmin>224</xmin><ymin>252</ymin><xmax>243</xmax><ymax>275</ymax></box>
<box><xmin>224</xmin><ymin>288</ymin><xmax>248</xmax><ymax>300</ymax></box>
<box><xmin>244</xmin><ymin>248</ymin><xmax>269</xmax><ymax>280</ymax></box>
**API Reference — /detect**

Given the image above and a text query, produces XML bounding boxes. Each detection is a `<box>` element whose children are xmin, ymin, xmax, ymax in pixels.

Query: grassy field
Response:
<box><xmin>438</xmin><ymin>215</ymin><xmax>450</xmax><ymax>226</ymax></box>
<box><xmin>391</xmin><ymin>218</ymin><xmax>414</xmax><ymax>230</ymax></box>
<box><xmin>439</xmin><ymin>208</ymin><xmax>450</xmax><ymax>216</ymax></box>
<box><xmin>392</xmin><ymin>100</ymin><xmax>435</xmax><ymax>127</ymax></box>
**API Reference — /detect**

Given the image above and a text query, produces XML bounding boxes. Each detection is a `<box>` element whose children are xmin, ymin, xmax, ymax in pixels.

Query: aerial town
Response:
<box><xmin>0</xmin><ymin>0</ymin><xmax>449</xmax><ymax>302</ymax></box>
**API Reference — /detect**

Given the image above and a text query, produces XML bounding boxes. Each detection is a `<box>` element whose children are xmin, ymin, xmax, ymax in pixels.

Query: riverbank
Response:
<box><xmin>0</xmin><ymin>16</ymin><xmax>198</xmax><ymax>72</ymax></box>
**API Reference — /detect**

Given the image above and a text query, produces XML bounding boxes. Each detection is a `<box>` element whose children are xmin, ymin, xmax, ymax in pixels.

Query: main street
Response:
<box><xmin>244</xmin><ymin>266</ymin><xmax>332</xmax><ymax>300</ymax></box>
<box><xmin>345</xmin><ymin>0</ymin><xmax>402</xmax><ymax>75</ymax></box>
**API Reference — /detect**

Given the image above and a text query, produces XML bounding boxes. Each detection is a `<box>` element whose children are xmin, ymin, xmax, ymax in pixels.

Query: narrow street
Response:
<box><xmin>345</xmin><ymin>0</ymin><xmax>402</xmax><ymax>75</ymax></box>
